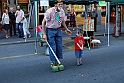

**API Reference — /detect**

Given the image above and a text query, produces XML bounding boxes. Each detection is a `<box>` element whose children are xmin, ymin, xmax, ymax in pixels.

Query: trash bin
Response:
<box><xmin>38</xmin><ymin>38</ymin><xmax>49</xmax><ymax>55</ymax></box>
<box><xmin>45</xmin><ymin>46</ymin><xmax>49</xmax><ymax>55</ymax></box>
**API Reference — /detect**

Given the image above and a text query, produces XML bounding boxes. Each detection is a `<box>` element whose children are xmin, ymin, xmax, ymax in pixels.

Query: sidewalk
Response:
<box><xmin>0</xmin><ymin>22</ymin><xmax>124</xmax><ymax>45</ymax></box>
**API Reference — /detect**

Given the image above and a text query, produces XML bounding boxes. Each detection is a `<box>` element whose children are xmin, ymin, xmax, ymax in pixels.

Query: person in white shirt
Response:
<box><xmin>15</xmin><ymin>5</ymin><xmax>24</xmax><ymax>38</ymax></box>
<box><xmin>2</xmin><ymin>9</ymin><xmax>10</xmax><ymax>38</ymax></box>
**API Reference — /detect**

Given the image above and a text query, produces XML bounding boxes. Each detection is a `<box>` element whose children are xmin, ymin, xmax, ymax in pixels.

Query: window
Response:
<box><xmin>18</xmin><ymin>3</ymin><xmax>28</xmax><ymax>14</ymax></box>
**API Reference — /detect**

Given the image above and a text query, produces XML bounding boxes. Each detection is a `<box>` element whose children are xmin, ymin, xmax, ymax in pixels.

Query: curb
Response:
<box><xmin>0</xmin><ymin>37</ymin><xmax>72</xmax><ymax>46</ymax></box>
<box><xmin>0</xmin><ymin>40</ymin><xmax>35</xmax><ymax>46</ymax></box>
<box><xmin>0</xmin><ymin>32</ymin><xmax>123</xmax><ymax>46</ymax></box>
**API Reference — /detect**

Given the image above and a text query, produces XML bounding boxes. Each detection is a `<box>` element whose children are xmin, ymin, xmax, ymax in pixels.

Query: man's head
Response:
<box><xmin>54</xmin><ymin>1</ymin><xmax>63</xmax><ymax>11</ymax></box>
<box><xmin>17</xmin><ymin>5</ymin><xmax>20</xmax><ymax>10</ymax></box>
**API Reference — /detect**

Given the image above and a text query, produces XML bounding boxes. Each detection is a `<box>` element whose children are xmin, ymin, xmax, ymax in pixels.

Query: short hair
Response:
<box><xmin>54</xmin><ymin>1</ymin><xmax>62</xmax><ymax>4</ymax></box>
<box><xmin>17</xmin><ymin>5</ymin><xmax>20</xmax><ymax>8</ymax></box>
<box><xmin>78</xmin><ymin>29</ymin><xmax>84</xmax><ymax>34</ymax></box>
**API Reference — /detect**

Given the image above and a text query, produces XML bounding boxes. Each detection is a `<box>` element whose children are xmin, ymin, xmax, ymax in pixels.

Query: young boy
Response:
<box><xmin>22</xmin><ymin>15</ymin><xmax>31</xmax><ymax>39</ymax></box>
<box><xmin>74</xmin><ymin>29</ymin><xmax>85</xmax><ymax>66</ymax></box>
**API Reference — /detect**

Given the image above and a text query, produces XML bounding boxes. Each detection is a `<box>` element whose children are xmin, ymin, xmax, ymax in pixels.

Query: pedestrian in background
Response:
<box><xmin>70</xmin><ymin>8</ymin><xmax>76</xmax><ymax>31</ymax></box>
<box><xmin>42</xmin><ymin>1</ymin><xmax>72</xmax><ymax>71</ymax></box>
<box><xmin>22</xmin><ymin>15</ymin><xmax>31</xmax><ymax>39</ymax></box>
<box><xmin>2</xmin><ymin>9</ymin><xmax>10</xmax><ymax>38</ymax></box>
<box><xmin>74</xmin><ymin>29</ymin><xmax>85</xmax><ymax>66</ymax></box>
<box><xmin>91</xmin><ymin>8</ymin><xmax>98</xmax><ymax>32</ymax></box>
<box><xmin>9</xmin><ymin>7</ymin><xmax>16</xmax><ymax>36</ymax></box>
<box><xmin>65</xmin><ymin>9</ymin><xmax>70</xmax><ymax>28</ymax></box>
<box><xmin>15</xmin><ymin>5</ymin><xmax>24</xmax><ymax>38</ymax></box>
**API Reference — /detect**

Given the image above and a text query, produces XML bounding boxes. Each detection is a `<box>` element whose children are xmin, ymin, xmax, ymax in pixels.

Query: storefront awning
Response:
<box><xmin>30</xmin><ymin>0</ymin><xmax>124</xmax><ymax>4</ymax></box>
<box><xmin>97</xmin><ymin>0</ymin><xmax>124</xmax><ymax>5</ymax></box>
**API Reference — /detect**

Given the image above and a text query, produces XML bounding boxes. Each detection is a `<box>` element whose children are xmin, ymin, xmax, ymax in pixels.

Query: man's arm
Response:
<box><xmin>42</xmin><ymin>19</ymin><xmax>47</xmax><ymax>40</ymax></box>
<box><xmin>62</xmin><ymin>21</ymin><xmax>72</xmax><ymax>35</ymax></box>
<box><xmin>42</xmin><ymin>19</ymin><xmax>46</xmax><ymax>35</ymax></box>
<box><xmin>20</xmin><ymin>10</ymin><xmax>25</xmax><ymax>22</ymax></box>
<box><xmin>15</xmin><ymin>11</ymin><xmax>18</xmax><ymax>17</ymax></box>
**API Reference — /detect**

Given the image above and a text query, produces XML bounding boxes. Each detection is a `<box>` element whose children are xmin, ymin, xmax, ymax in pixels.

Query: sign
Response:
<box><xmin>30</xmin><ymin>0</ymin><xmax>40</xmax><ymax>2</ymax></box>
<box><xmin>99</xmin><ymin>1</ymin><xmax>106</xmax><ymax>6</ymax></box>
<box><xmin>83</xmin><ymin>18</ymin><xmax>94</xmax><ymax>31</ymax></box>
<box><xmin>40</xmin><ymin>0</ymin><xmax>49</xmax><ymax>6</ymax></box>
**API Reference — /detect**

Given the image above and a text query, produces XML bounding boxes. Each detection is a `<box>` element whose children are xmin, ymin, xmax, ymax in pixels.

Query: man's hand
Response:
<box><xmin>43</xmin><ymin>34</ymin><xmax>47</xmax><ymax>40</ymax></box>
<box><xmin>65</xmin><ymin>29</ymin><xmax>72</xmax><ymax>36</ymax></box>
<box><xmin>15</xmin><ymin>12</ymin><xmax>18</xmax><ymax>17</ymax></box>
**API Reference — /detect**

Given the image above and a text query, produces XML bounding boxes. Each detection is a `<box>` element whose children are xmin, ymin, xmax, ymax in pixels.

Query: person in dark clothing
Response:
<box><xmin>65</xmin><ymin>9</ymin><xmax>70</xmax><ymax>28</ymax></box>
<box><xmin>91</xmin><ymin>8</ymin><xmax>98</xmax><ymax>32</ymax></box>
<box><xmin>70</xmin><ymin>9</ymin><xmax>76</xmax><ymax>31</ymax></box>
<box><xmin>8</xmin><ymin>7</ymin><xmax>16</xmax><ymax>35</ymax></box>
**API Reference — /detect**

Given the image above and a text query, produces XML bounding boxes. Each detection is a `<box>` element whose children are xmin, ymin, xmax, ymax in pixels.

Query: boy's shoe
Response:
<box><xmin>23</xmin><ymin>35</ymin><xmax>26</xmax><ymax>39</ymax></box>
<box><xmin>51</xmin><ymin>62</ymin><xmax>59</xmax><ymax>72</ymax></box>
<box><xmin>77</xmin><ymin>62</ymin><xmax>80</xmax><ymax>66</ymax></box>
<box><xmin>29</xmin><ymin>34</ymin><xmax>31</xmax><ymax>38</ymax></box>
<box><xmin>23</xmin><ymin>37</ymin><xmax>26</xmax><ymax>39</ymax></box>
<box><xmin>58</xmin><ymin>64</ymin><xmax>64</xmax><ymax>71</ymax></box>
<box><xmin>79</xmin><ymin>61</ymin><xmax>83</xmax><ymax>65</ymax></box>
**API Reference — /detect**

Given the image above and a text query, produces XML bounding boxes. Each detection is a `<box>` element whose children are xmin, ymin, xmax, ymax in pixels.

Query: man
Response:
<box><xmin>9</xmin><ymin>7</ymin><xmax>16</xmax><ymax>36</ymax></box>
<box><xmin>15</xmin><ymin>5</ymin><xmax>24</xmax><ymax>38</ymax></box>
<box><xmin>91</xmin><ymin>8</ymin><xmax>98</xmax><ymax>32</ymax></box>
<box><xmin>42</xmin><ymin>1</ymin><xmax>72</xmax><ymax>71</ymax></box>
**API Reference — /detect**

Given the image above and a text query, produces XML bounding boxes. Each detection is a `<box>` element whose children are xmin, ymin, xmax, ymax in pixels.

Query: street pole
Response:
<box><xmin>115</xmin><ymin>4</ymin><xmax>119</xmax><ymax>37</ymax></box>
<box><xmin>107</xmin><ymin>2</ymin><xmax>110</xmax><ymax>46</ymax></box>
<box><xmin>34</xmin><ymin>1</ymin><xmax>38</xmax><ymax>54</ymax></box>
<box><xmin>85</xmin><ymin>4</ymin><xmax>90</xmax><ymax>51</ymax></box>
<box><xmin>104</xmin><ymin>2</ymin><xmax>107</xmax><ymax>36</ymax></box>
<box><xmin>25</xmin><ymin>3</ymin><xmax>33</xmax><ymax>42</ymax></box>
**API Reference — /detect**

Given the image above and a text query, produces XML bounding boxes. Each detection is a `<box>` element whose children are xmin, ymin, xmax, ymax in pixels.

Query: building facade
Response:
<box><xmin>0</xmin><ymin>0</ymin><xmax>124</xmax><ymax>25</ymax></box>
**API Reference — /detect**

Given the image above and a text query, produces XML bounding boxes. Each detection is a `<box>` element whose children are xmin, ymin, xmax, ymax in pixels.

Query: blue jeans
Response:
<box><xmin>16</xmin><ymin>23</ymin><xmax>24</xmax><ymax>37</ymax></box>
<box><xmin>46</xmin><ymin>28</ymin><xmax>62</xmax><ymax>62</ymax></box>
<box><xmin>75</xmin><ymin>50</ymin><xmax>83</xmax><ymax>58</ymax></box>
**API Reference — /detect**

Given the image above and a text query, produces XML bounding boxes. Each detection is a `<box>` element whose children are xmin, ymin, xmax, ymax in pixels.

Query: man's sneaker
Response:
<box><xmin>51</xmin><ymin>63</ymin><xmax>59</xmax><ymax>72</ymax></box>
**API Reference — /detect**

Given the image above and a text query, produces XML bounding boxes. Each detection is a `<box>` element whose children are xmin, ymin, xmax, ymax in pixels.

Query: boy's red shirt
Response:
<box><xmin>74</xmin><ymin>35</ymin><xmax>85</xmax><ymax>52</ymax></box>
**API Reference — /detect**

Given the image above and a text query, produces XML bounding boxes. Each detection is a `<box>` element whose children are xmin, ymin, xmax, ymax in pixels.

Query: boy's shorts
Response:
<box><xmin>75</xmin><ymin>50</ymin><xmax>83</xmax><ymax>58</ymax></box>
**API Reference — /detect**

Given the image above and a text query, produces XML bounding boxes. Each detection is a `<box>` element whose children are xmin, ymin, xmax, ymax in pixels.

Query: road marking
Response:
<box><xmin>62</xmin><ymin>40</ymin><xmax>73</xmax><ymax>45</ymax></box>
<box><xmin>65</xmin><ymin>45</ymin><xmax>74</xmax><ymax>50</ymax></box>
<box><xmin>0</xmin><ymin>52</ymin><xmax>44</xmax><ymax>60</ymax></box>
<box><xmin>0</xmin><ymin>39</ymin><xmax>75</xmax><ymax>60</ymax></box>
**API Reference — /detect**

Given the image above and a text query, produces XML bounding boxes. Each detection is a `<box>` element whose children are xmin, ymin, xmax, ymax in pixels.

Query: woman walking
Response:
<box><xmin>2</xmin><ymin>9</ymin><xmax>10</xmax><ymax>38</ymax></box>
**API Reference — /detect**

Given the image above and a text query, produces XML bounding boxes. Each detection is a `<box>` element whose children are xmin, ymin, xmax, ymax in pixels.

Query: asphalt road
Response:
<box><xmin>0</xmin><ymin>41</ymin><xmax>124</xmax><ymax>83</ymax></box>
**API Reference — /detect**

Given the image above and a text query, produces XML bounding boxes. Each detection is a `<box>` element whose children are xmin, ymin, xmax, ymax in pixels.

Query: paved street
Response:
<box><xmin>0</xmin><ymin>23</ymin><xmax>124</xmax><ymax>83</ymax></box>
<box><xmin>0</xmin><ymin>39</ymin><xmax>124</xmax><ymax>83</ymax></box>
